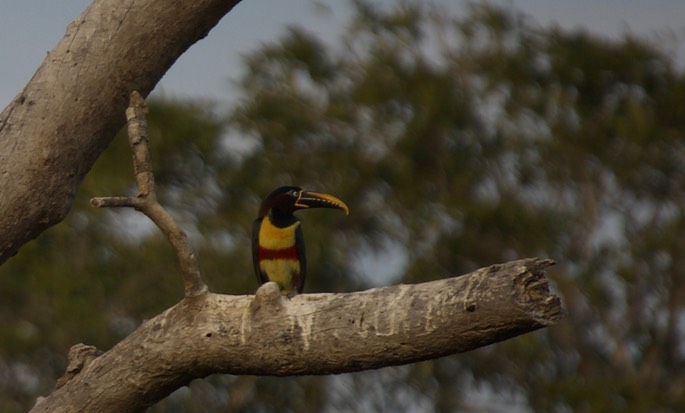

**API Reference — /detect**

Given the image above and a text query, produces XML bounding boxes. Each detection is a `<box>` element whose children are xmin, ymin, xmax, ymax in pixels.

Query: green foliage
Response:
<box><xmin>2</xmin><ymin>1</ymin><xmax>685</xmax><ymax>412</ymax></box>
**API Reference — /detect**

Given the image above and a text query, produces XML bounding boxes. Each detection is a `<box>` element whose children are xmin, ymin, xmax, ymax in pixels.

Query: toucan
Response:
<box><xmin>252</xmin><ymin>186</ymin><xmax>349</xmax><ymax>296</ymax></box>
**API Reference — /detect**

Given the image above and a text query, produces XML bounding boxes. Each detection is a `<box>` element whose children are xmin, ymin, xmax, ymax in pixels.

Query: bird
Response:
<box><xmin>252</xmin><ymin>186</ymin><xmax>349</xmax><ymax>296</ymax></box>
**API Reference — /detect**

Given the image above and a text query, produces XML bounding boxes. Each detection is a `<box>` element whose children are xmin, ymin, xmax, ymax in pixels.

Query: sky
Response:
<box><xmin>1</xmin><ymin>0</ymin><xmax>684</xmax><ymax>110</ymax></box>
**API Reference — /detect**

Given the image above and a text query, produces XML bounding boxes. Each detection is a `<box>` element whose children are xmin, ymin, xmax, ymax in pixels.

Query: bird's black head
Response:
<box><xmin>258</xmin><ymin>186</ymin><xmax>349</xmax><ymax>218</ymax></box>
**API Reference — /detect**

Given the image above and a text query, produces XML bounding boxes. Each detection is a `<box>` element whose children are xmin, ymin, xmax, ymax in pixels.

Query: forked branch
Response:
<box><xmin>90</xmin><ymin>91</ymin><xmax>207</xmax><ymax>297</ymax></box>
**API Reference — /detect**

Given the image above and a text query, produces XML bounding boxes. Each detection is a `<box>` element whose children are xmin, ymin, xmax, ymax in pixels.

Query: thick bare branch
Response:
<box><xmin>91</xmin><ymin>92</ymin><xmax>207</xmax><ymax>297</ymax></box>
<box><xmin>31</xmin><ymin>258</ymin><xmax>562</xmax><ymax>413</ymax></box>
<box><xmin>0</xmin><ymin>0</ymin><xmax>242</xmax><ymax>265</ymax></box>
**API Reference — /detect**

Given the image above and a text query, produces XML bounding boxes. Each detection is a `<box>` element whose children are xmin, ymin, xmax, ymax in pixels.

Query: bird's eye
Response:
<box><xmin>291</xmin><ymin>190</ymin><xmax>299</xmax><ymax>197</ymax></box>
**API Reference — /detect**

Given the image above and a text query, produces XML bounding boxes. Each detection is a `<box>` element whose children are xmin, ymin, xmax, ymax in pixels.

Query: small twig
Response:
<box><xmin>91</xmin><ymin>91</ymin><xmax>208</xmax><ymax>297</ymax></box>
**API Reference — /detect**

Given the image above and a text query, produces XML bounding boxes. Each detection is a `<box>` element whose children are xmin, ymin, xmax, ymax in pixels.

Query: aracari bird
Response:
<box><xmin>252</xmin><ymin>186</ymin><xmax>349</xmax><ymax>296</ymax></box>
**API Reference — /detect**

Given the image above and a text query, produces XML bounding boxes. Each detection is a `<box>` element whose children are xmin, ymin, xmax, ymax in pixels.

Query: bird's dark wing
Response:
<box><xmin>295</xmin><ymin>224</ymin><xmax>306</xmax><ymax>293</ymax></box>
<box><xmin>252</xmin><ymin>217</ymin><xmax>267</xmax><ymax>286</ymax></box>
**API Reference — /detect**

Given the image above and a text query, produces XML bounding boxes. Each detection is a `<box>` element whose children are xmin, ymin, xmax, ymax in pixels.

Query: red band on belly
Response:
<box><xmin>259</xmin><ymin>245</ymin><xmax>299</xmax><ymax>260</ymax></box>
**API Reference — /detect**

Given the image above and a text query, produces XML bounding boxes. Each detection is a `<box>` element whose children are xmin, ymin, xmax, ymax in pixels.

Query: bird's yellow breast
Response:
<box><xmin>258</xmin><ymin>217</ymin><xmax>299</xmax><ymax>249</ymax></box>
<box><xmin>259</xmin><ymin>259</ymin><xmax>301</xmax><ymax>292</ymax></box>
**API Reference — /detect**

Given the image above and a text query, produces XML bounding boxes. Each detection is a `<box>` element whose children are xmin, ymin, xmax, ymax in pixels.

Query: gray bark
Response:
<box><xmin>31</xmin><ymin>258</ymin><xmax>562</xmax><ymax>413</ymax></box>
<box><xmin>0</xmin><ymin>0</ymin><xmax>242</xmax><ymax>265</ymax></box>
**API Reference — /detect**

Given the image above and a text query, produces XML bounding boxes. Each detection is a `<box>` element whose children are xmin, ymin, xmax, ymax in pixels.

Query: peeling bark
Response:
<box><xmin>31</xmin><ymin>258</ymin><xmax>562</xmax><ymax>413</ymax></box>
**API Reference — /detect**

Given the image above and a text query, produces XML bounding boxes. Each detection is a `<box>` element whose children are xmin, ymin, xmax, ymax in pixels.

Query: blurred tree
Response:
<box><xmin>2</xmin><ymin>1</ymin><xmax>685</xmax><ymax>412</ymax></box>
<box><xmin>0</xmin><ymin>99</ymin><xmax>227</xmax><ymax>412</ymax></box>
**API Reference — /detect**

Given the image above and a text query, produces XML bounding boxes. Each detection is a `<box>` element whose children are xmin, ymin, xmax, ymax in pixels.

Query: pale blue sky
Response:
<box><xmin>1</xmin><ymin>0</ymin><xmax>684</xmax><ymax>109</ymax></box>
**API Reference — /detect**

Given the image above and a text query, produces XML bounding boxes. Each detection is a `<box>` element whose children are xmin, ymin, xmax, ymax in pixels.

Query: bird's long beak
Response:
<box><xmin>295</xmin><ymin>190</ymin><xmax>349</xmax><ymax>215</ymax></box>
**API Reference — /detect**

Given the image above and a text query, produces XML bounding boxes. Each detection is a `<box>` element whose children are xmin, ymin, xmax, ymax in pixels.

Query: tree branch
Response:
<box><xmin>31</xmin><ymin>258</ymin><xmax>562</xmax><ymax>413</ymax></box>
<box><xmin>0</xmin><ymin>0</ymin><xmax>243</xmax><ymax>265</ymax></box>
<box><xmin>91</xmin><ymin>92</ymin><xmax>207</xmax><ymax>297</ymax></box>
